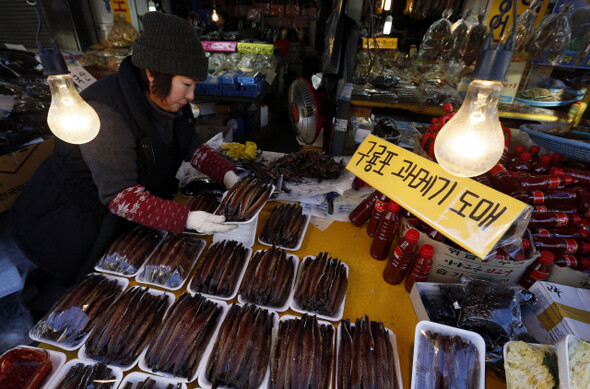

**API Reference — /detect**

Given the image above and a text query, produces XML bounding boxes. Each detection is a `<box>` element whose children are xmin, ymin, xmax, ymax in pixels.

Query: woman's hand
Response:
<box><xmin>185</xmin><ymin>211</ymin><xmax>237</xmax><ymax>234</ymax></box>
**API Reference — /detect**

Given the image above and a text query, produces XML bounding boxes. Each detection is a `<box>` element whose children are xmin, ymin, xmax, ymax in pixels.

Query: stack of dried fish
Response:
<box><xmin>260</xmin><ymin>203</ymin><xmax>308</xmax><ymax>249</ymax></box>
<box><xmin>189</xmin><ymin>240</ymin><xmax>249</xmax><ymax>298</ymax></box>
<box><xmin>239</xmin><ymin>246</ymin><xmax>295</xmax><ymax>308</ymax></box>
<box><xmin>270</xmin><ymin>314</ymin><xmax>335</xmax><ymax>389</ymax></box>
<box><xmin>293</xmin><ymin>252</ymin><xmax>348</xmax><ymax>317</ymax></box>
<box><xmin>54</xmin><ymin>362</ymin><xmax>117</xmax><ymax>389</ymax></box>
<box><xmin>122</xmin><ymin>378</ymin><xmax>182</xmax><ymax>389</ymax></box>
<box><xmin>271</xmin><ymin>150</ymin><xmax>344</xmax><ymax>182</ymax></box>
<box><xmin>414</xmin><ymin>330</ymin><xmax>480</xmax><ymax>388</ymax></box>
<box><xmin>139</xmin><ymin>234</ymin><xmax>204</xmax><ymax>288</ymax></box>
<box><xmin>216</xmin><ymin>177</ymin><xmax>273</xmax><ymax>221</ymax></box>
<box><xmin>186</xmin><ymin>191</ymin><xmax>220</xmax><ymax>213</ymax></box>
<box><xmin>29</xmin><ymin>274</ymin><xmax>122</xmax><ymax>347</ymax></box>
<box><xmin>96</xmin><ymin>226</ymin><xmax>163</xmax><ymax>275</ymax></box>
<box><xmin>205</xmin><ymin>304</ymin><xmax>274</xmax><ymax>388</ymax></box>
<box><xmin>144</xmin><ymin>292</ymin><xmax>222</xmax><ymax>379</ymax></box>
<box><xmin>84</xmin><ymin>286</ymin><xmax>168</xmax><ymax>366</ymax></box>
<box><xmin>338</xmin><ymin>316</ymin><xmax>399</xmax><ymax>389</ymax></box>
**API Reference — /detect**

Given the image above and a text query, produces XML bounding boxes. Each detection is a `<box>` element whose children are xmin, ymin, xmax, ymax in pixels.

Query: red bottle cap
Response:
<box><xmin>530</xmin><ymin>145</ymin><xmax>540</xmax><ymax>154</ymax></box>
<box><xmin>520</xmin><ymin>152</ymin><xmax>532</xmax><ymax>161</ymax></box>
<box><xmin>432</xmin><ymin>124</ymin><xmax>441</xmax><ymax>131</ymax></box>
<box><xmin>522</xmin><ymin>238</ymin><xmax>530</xmax><ymax>251</ymax></box>
<box><xmin>388</xmin><ymin>201</ymin><xmax>400</xmax><ymax>212</ymax></box>
<box><xmin>430</xmin><ymin>117</ymin><xmax>439</xmax><ymax>124</ymax></box>
<box><xmin>572</xmin><ymin>214</ymin><xmax>583</xmax><ymax>226</ymax></box>
<box><xmin>539</xmin><ymin>251</ymin><xmax>555</xmax><ymax>265</ymax></box>
<box><xmin>550</xmin><ymin>167</ymin><xmax>564</xmax><ymax>175</ymax></box>
<box><xmin>420</xmin><ymin>244</ymin><xmax>435</xmax><ymax>258</ymax></box>
<box><xmin>489</xmin><ymin>164</ymin><xmax>507</xmax><ymax>176</ymax></box>
<box><xmin>405</xmin><ymin>228</ymin><xmax>420</xmax><ymax>244</ymax></box>
<box><xmin>552</xmin><ymin>153</ymin><xmax>563</xmax><ymax>162</ymax></box>
<box><xmin>539</xmin><ymin>154</ymin><xmax>552</xmax><ymax>163</ymax></box>
<box><xmin>580</xmin><ymin>228</ymin><xmax>590</xmax><ymax>239</ymax></box>
<box><xmin>510</xmin><ymin>172</ymin><xmax>519</xmax><ymax>178</ymax></box>
<box><xmin>515</xmin><ymin>145</ymin><xmax>525</xmax><ymax>153</ymax></box>
<box><xmin>443</xmin><ymin>103</ymin><xmax>454</xmax><ymax>113</ymax></box>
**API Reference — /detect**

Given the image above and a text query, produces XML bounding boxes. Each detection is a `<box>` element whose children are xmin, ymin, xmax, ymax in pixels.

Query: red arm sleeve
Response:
<box><xmin>190</xmin><ymin>144</ymin><xmax>237</xmax><ymax>185</ymax></box>
<box><xmin>108</xmin><ymin>185</ymin><xmax>190</xmax><ymax>234</ymax></box>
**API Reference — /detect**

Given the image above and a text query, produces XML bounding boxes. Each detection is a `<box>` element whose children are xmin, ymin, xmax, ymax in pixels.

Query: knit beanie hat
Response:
<box><xmin>132</xmin><ymin>11</ymin><xmax>208</xmax><ymax>80</ymax></box>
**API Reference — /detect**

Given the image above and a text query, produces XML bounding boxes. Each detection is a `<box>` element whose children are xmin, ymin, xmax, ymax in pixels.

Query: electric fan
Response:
<box><xmin>288</xmin><ymin>77</ymin><xmax>323</xmax><ymax>145</ymax></box>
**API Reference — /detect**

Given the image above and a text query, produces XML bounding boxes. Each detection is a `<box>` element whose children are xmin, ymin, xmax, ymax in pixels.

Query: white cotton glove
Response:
<box><xmin>186</xmin><ymin>211</ymin><xmax>238</xmax><ymax>234</ymax></box>
<box><xmin>223</xmin><ymin>170</ymin><xmax>240</xmax><ymax>189</ymax></box>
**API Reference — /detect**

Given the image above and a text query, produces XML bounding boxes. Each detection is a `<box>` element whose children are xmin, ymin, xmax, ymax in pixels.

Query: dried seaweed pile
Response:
<box><xmin>271</xmin><ymin>150</ymin><xmax>344</xmax><ymax>182</ymax></box>
<box><xmin>216</xmin><ymin>177</ymin><xmax>273</xmax><ymax>221</ymax></box>
<box><xmin>139</xmin><ymin>234</ymin><xmax>204</xmax><ymax>288</ymax></box>
<box><xmin>55</xmin><ymin>362</ymin><xmax>116</xmax><ymax>389</ymax></box>
<box><xmin>189</xmin><ymin>240</ymin><xmax>249</xmax><ymax>298</ymax></box>
<box><xmin>270</xmin><ymin>314</ymin><xmax>335</xmax><ymax>389</ymax></box>
<box><xmin>144</xmin><ymin>292</ymin><xmax>222</xmax><ymax>379</ymax></box>
<box><xmin>260</xmin><ymin>203</ymin><xmax>308</xmax><ymax>249</ymax></box>
<box><xmin>239</xmin><ymin>246</ymin><xmax>295</xmax><ymax>308</ymax></box>
<box><xmin>293</xmin><ymin>252</ymin><xmax>348</xmax><ymax>317</ymax></box>
<box><xmin>96</xmin><ymin>226</ymin><xmax>163</xmax><ymax>275</ymax></box>
<box><xmin>122</xmin><ymin>378</ymin><xmax>181</xmax><ymax>389</ymax></box>
<box><xmin>84</xmin><ymin>286</ymin><xmax>168</xmax><ymax>365</ymax></box>
<box><xmin>338</xmin><ymin>316</ymin><xmax>399</xmax><ymax>389</ymax></box>
<box><xmin>205</xmin><ymin>304</ymin><xmax>274</xmax><ymax>388</ymax></box>
<box><xmin>187</xmin><ymin>191</ymin><xmax>220</xmax><ymax>213</ymax></box>
<box><xmin>415</xmin><ymin>330</ymin><xmax>480</xmax><ymax>388</ymax></box>
<box><xmin>30</xmin><ymin>274</ymin><xmax>122</xmax><ymax>347</ymax></box>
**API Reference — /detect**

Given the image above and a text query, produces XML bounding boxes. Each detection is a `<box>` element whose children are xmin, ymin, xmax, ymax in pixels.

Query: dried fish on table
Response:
<box><xmin>189</xmin><ymin>240</ymin><xmax>249</xmax><ymax>298</ymax></box>
<box><xmin>138</xmin><ymin>234</ymin><xmax>205</xmax><ymax>288</ymax></box>
<box><xmin>186</xmin><ymin>191</ymin><xmax>221</xmax><ymax>213</ymax></box>
<box><xmin>260</xmin><ymin>203</ymin><xmax>308</xmax><ymax>249</ymax></box>
<box><xmin>338</xmin><ymin>316</ymin><xmax>399</xmax><ymax>389</ymax></box>
<box><xmin>84</xmin><ymin>286</ymin><xmax>169</xmax><ymax>366</ymax></box>
<box><xmin>144</xmin><ymin>292</ymin><xmax>223</xmax><ymax>380</ymax></box>
<box><xmin>122</xmin><ymin>377</ymin><xmax>182</xmax><ymax>389</ymax></box>
<box><xmin>293</xmin><ymin>252</ymin><xmax>348</xmax><ymax>318</ymax></box>
<box><xmin>239</xmin><ymin>246</ymin><xmax>295</xmax><ymax>308</ymax></box>
<box><xmin>55</xmin><ymin>362</ymin><xmax>117</xmax><ymax>389</ymax></box>
<box><xmin>95</xmin><ymin>226</ymin><xmax>164</xmax><ymax>275</ymax></box>
<box><xmin>205</xmin><ymin>304</ymin><xmax>274</xmax><ymax>388</ymax></box>
<box><xmin>270</xmin><ymin>314</ymin><xmax>335</xmax><ymax>389</ymax></box>
<box><xmin>271</xmin><ymin>150</ymin><xmax>345</xmax><ymax>182</ymax></box>
<box><xmin>29</xmin><ymin>273</ymin><xmax>123</xmax><ymax>347</ymax></box>
<box><xmin>215</xmin><ymin>177</ymin><xmax>273</xmax><ymax>222</ymax></box>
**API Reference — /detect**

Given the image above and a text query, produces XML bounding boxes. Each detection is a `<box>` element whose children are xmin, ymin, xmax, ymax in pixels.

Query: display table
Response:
<box><xmin>39</xmin><ymin>201</ymin><xmax>507</xmax><ymax>388</ymax></box>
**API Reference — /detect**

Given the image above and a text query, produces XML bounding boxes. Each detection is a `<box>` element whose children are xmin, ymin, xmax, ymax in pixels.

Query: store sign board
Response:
<box><xmin>237</xmin><ymin>42</ymin><xmax>274</xmax><ymax>55</ymax></box>
<box><xmin>361</xmin><ymin>37</ymin><xmax>398</xmax><ymax>50</ymax></box>
<box><xmin>486</xmin><ymin>0</ymin><xmax>550</xmax><ymax>41</ymax></box>
<box><xmin>202</xmin><ymin>41</ymin><xmax>237</xmax><ymax>52</ymax></box>
<box><xmin>347</xmin><ymin>135</ymin><xmax>530</xmax><ymax>258</ymax></box>
<box><xmin>458</xmin><ymin>61</ymin><xmax>527</xmax><ymax>103</ymax></box>
<box><xmin>109</xmin><ymin>0</ymin><xmax>132</xmax><ymax>25</ymax></box>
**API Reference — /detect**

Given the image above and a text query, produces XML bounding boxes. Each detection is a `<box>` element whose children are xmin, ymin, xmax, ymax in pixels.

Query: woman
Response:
<box><xmin>10</xmin><ymin>11</ymin><xmax>239</xmax><ymax>286</ymax></box>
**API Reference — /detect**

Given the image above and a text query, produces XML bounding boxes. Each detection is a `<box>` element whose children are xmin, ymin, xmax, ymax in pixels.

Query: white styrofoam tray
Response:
<box><xmin>120</xmin><ymin>370</ymin><xmax>188</xmax><ymax>389</ymax></box>
<box><xmin>258</xmin><ymin>207</ymin><xmax>311</xmax><ymax>251</ymax></box>
<box><xmin>44</xmin><ymin>358</ymin><xmax>123</xmax><ymax>389</ymax></box>
<box><xmin>214</xmin><ymin>184</ymin><xmax>275</xmax><ymax>225</ymax></box>
<box><xmin>0</xmin><ymin>345</ymin><xmax>66</xmax><ymax>389</ymax></box>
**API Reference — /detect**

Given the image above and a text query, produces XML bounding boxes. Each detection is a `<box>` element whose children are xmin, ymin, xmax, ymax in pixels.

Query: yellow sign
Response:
<box><xmin>486</xmin><ymin>0</ymin><xmax>550</xmax><ymax>41</ymax></box>
<box><xmin>347</xmin><ymin>135</ymin><xmax>530</xmax><ymax>258</ymax></box>
<box><xmin>237</xmin><ymin>42</ymin><xmax>274</xmax><ymax>56</ymax></box>
<box><xmin>110</xmin><ymin>0</ymin><xmax>132</xmax><ymax>25</ymax></box>
<box><xmin>361</xmin><ymin>38</ymin><xmax>398</xmax><ymax>50</ymax></box>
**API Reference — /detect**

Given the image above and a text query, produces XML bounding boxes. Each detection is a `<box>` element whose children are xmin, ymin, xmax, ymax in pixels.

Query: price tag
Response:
<box><xmin>68</xmin><ymin>66</ymin><xmax>97</xmax><ymax>91</ymax></box>
<box><xmin>361</xmin><ymin>38</ymin><xmax>398</xmax><ymax>50</ymax></box>
<box><xmin>347</xmin><ymin>135</ymin><xmax>531</xmax><ymax>258</ymax></box>
<box><xmin>202</xmin><ymin>41</ymin><xmax>237</xmax><ymax>52</ymax></box>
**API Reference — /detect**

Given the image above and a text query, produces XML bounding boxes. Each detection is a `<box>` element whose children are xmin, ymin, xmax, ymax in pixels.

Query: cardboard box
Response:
<box><xmin>547</xmin><ymin>265</ymin><xmax>590</xmax><ymax>290</ymax></box>
<box><xmin>522</xmin><ymin>281</ymin><xmax>590</xmax><ymax>344</ymax></box>
<box><xmin>409</xmin><ymin>282</ymin><xmax>464</xmax><ymax>324</ymax></box>
<box><xmin>0</xmin><ymin>137</ymin><xmax>54</xmax><ymax>213</ymax></box>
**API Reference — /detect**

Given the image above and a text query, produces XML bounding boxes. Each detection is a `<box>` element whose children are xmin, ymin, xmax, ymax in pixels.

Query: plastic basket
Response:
<box><xmin>520</xmin><ymin>124</ymin><xmax>590</xmax><ymax>162</ymax></box>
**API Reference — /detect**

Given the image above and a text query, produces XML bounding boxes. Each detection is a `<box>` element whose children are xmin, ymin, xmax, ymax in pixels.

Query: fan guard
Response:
<box><xmin>288</xmin><ymin>77</ymin><xmax>321</xmax><ymax>144</ymax></box>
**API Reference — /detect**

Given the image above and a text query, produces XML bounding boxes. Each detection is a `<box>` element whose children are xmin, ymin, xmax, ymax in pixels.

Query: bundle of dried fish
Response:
<box><xmin>122</xmin><ymin>378</ymin><xmax>182</xmax><ymax>389</ymax></box>
<box><xmin>500</xmin><ymin>0</ymin><xmax>542</xmax><ymax>52</ymax></box>
<box><xmin>463</xmin><ymin>13</ymin><xmax>489</xmax><ymax>66</ymax></box>
<box><xmin>338</xmin><ymin>316</ymin><xmax>398</xmax><ymax>389</ymax></box>
<box><xmin>216</xmin><ymin>177</ymin><xmax>273</xmax><ymax>221</ymax></box>
<box><xmin>187</xmin><ymin>191</ymin><xmax>220</xmax><ymax>213</ymax></box>
<box><xmin>239</xmin><ymin>246</ymin><xmax>295</xmax><ymax>308</ymax></box>
<box><xmin>260</xmin><ymin>203</ymin><xmax>308</xmax><ymax>249</ymax></box>
<box><xmin>526</xmin><ymin>3</ymin><xmax>572</xmax><ymax>59</ymax></box>
<box><xmin>293</xmin><ymin>252</ymin><xmax>348</xmax><ymax>317</ymax></box>
<box><xmin>189</xmin><ymin>240</ymin><xmax>249</xmax><ymax>298</ymax></box>
<box><xmin>29</xmin><ymin>274</ymin><xmax>122</xmax><ymax>347</ymax></box>
<box><xmin>144</xmin><ymin>292</ymin><xmax>222</xmax><ymax>379</ymax></box>
<box><xmin>55</xmin><ymin>362</ymin><xmax>117</xmax><ymax>389</ymax></box>
<box><xmin>270</xmin><ymin>314</ymin><xmax>334</xmax><ymax>389</ymax></box>
<box><xmin>139</xmin><ymin>234</ymin><xmax>205</xmax><ymax>288</ymax></box>
<box><xmin>418</xmin><ymin>12</ymin><xmax>452</xmax><ymax>61</ymax></box>
<box><xmin>84</xmin><ymin>286</ymin><xmax>168</xmax><ymax>366</ymax></box>
<box><xmin>205</xmin><ymin>304</ymin><xmax>274</xmax><ymax>388</ymax></box>
<box><xmin>96</xmin><ymin>226</ymin><xmax>164</xmax><ymax>275</ymax></box>
<box><xmin>271</xmin><ymin>150</ymin><xmax>345</xmax><ymax>182</ymax></box>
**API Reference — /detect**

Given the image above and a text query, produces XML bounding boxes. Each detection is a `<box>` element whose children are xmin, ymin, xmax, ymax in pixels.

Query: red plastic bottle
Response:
<box><xmin>531</xmin><ymin>154</ymin><xmax>553</xmax><ymax>175</ymax></box>
<box><xmin>528</xmin><ymin>212</ymin><xmax>582</xmax><ymax>228</ymax></box>
<box><xmin>530</xmin><ymin>236</ymin><xmax>590</xmax><ymax>255</ymax></box>
<box><xmin>519</xmin><ymin>175</ymin><xmax>574</xmax><ymax>191</ymax></box>
<box><xmin>439</xmin><ymin>103</ymin><xmax>456</xmax><ymax>126</ymax></box>
<box><xmin>349</xmin><ymin>190</ymin><xmax>380</xmax><ymax>226</ymax></box>
<box><xmin>405</xmin><ymin>244</ymin><xmax>435</xmax><ymax>292</ymax></box>
<box><xmin>511</xmin><ymin>152</ymin><xmax>532</xmax><ymax>172</ymax></box>
<box><xmin>419</xmin><ymin>223</ymin><xmax>446</xmax><ymax>242</ymax></box>
<box><xmin>529</xmin><ymin>145</ymin><xmax>541</xmax><ymax>163</ymax></box>
<box><xmin>488</xmin><ymin>164</ymin><xmax>529</xmax><ymax>202</ymax></box>
<box><xmin>370</xmin><ymin>201</ymin><xmax>401</xmax><ymax>260</ymax></box>
<box><xmin>367</xmin><ymin>193</ymin><xmax>389</xmax><ymax>237</ymax></box>
<box><xmin>473</xmin><ymin>173</ymin><xmax>494</xmax><ymax>187</ymax></box>
<box><xmin>518</xmin><ymin>251</ymin><xmax>554</xmax><ymax>289</ymax></box>
<box><xmin>421</xmin><ymin>118</ymin><xmax>439</xmax><ymax>149</ymax></box>
<box><xmin>528</xmin><ymin>189</ymin><xmax>578</xmax><ymax>205</ymax></box>
<box><xmin>530</xmin><ymin>227</ymin><xmax>590</xmax><ymax>240</ymax></box>
<box><xmin>422</xmin><ymin>124</ymin><xmax>441</xmax><ymax>158</ymax></box>
<box><xmin>507</xmin><ymin>145</ymin><xmax>526</xmax><ymax>169</ymax></box>
<box><xmin>550</xmin><ymin>167</ymin><xmax>590</xmax><ymax>187</ymax></box>
<box><xmin>550</xmin><ymin>153</ymin><xmax>563</xmax><ymax>168</ymax></box>
<box><xmin>576</xmin><ymin>188</ymin><xmax>590</xmax><ymax>219</ymax></box>
<box><xmin>534</xmin><ymin>204</ymin><xmax>579</xmax><ymax>214</ymax></box>
<box><xmin>553</xmin><ymin>254</ymin><xmax>590</xmax><ymax>270</ymax></box>
<box><xmin>383</xmin><ymin>228</ymin><xmax>420</xmax><ymax>285</ymax></box>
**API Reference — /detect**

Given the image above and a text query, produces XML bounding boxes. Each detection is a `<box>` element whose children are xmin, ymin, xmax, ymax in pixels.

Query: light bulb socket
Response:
<box><xmin>471</xmin><ymin>32</ymin><xmax>515</xmax><ymax>82</ymax></box>
<box><xmin>38</xmin><ymin>42</ymin><xmax>69</xmax><ymax>76</ymax></box>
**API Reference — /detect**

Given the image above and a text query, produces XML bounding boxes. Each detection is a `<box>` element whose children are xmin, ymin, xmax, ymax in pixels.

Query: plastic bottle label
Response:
<box><xmin>536</xmin><ymin>206</ymin><xmax>548</xmax><ymax>212</ymax></box>
<box><xmin>392</xmin><ymin>245</ymin><xmax>402</xmax><ymax>261</ymax></box>
<box><xmin>548</xmin><ymin>176</ymin><xmax>561</xmax><ymax>189</ymax></box>
<box><xmin>537</xmin><ymin>228</ymin><xmax>550</xmax><ymax>237</ymax></box>
<box><xmin>556</xmin><ymin>213</ymin><xmax>569</xmax><ymax>227</ymax></box>
<box><xmin>532</xmin><ymin>192</ymin><xmax>545</xmax><ymax>204</ymax></box>
<box><xmin>563</xmin><ymin>255</ymin><xmax>577</xmax><ymax>267</ymax></box>
<box><xmin>529</xmin><ymin>269</ymin><xmax>549</xmax><ymax>280</ymax></box>
<box><xmin>374</xmin><ymin>199</ymin><xmax>387</xmax><ymax>213</ymax></box>
<box><xmin>563</xmin><ymin>238</ymin><xmax>578</xmax><ymax>254</ymax></box>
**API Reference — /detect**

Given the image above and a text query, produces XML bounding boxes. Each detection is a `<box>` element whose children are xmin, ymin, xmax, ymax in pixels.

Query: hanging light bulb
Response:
<box><xmin>434</xmin><ymin>79</ymin><xmax>504</xmax><ymax>177</ymax></box>
<box><xmin>383</xmin><ymin>0</ymin><xmax>392</xmax><ymax>11</ymax></box>
<box><xmin>212</xmin><ymin>8</ymin><xmax>220</xmax><ymax>22</ymax></box>
<box><xmin>147</xmin><ymin>1</ymin><xmax>157</xmax><ymax>11</ymax></box>
<box><xmin>46</xmin><ymin>75</ymin><xmax>100</xmax><ymax>144</ymax></box>
<box><xmin>383</xmin><ymin>15</ymin><xmax>393</xmax><ymax>35</ymax></box>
